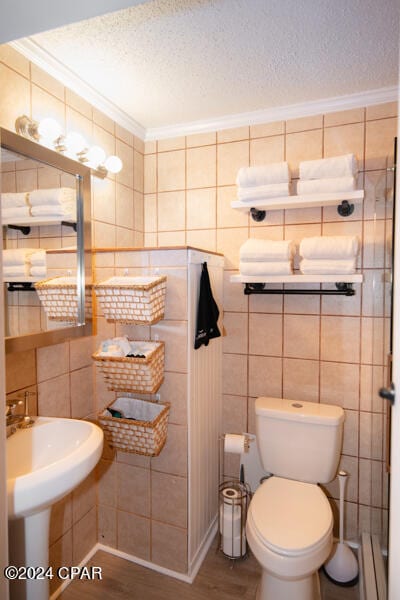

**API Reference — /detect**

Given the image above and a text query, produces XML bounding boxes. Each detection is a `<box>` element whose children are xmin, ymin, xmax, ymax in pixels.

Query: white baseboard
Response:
<box><xmin>50</xmin><ymin>517</ymin><xmax>218</xmax><ymax>597</ymax></box>
<box><xmin>50</xmin><ymin>543</ymin><xmax>100</xmax><ymax>600</ymax></box>
<box><xmin>188</xmin><ymin>517</ymin><xmax>218</xmax><ymax>580</ymax></box>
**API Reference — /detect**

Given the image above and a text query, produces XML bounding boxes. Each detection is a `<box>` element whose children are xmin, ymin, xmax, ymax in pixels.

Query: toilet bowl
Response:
<box><xmin>245</xmin><ymin>397</ymin><xmax>344</xmax><ymax>600</ymax></box>
<box><xmin>246</xmin><ymin>476</ymin><xmax>333</xmax><ymax>600</ymax></box>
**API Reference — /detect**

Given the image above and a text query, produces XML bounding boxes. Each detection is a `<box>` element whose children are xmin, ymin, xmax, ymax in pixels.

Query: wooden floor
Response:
<box><xmin>60</xmin><ymin>538</ymin><xmax>359</xmax><ymax>600</ymax></box>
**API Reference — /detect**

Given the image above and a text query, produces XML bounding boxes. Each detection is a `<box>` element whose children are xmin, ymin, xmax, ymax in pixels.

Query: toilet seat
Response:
<box><xmin>248</xmin><ymin>476</ymin><xmax>333</xmax><ymax>557</ymax></box>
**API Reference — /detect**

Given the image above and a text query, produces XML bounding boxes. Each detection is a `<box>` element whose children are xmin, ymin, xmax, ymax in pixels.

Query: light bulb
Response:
<box><xmin>64</xmin><ymin>132</ymin><xmax>87</xmax><ymax>154</ymax></box>
<box><xmin>86</xmin><ymin>146</ymin><xmax>106</xmax><ymax>168</ymax></box>
<box><xmin>105</xmin><ymin>155</ymin><xmax>123</xmax><ymax>174</ymax></box>
<box><xmin>38</xmin><ymin>118</ymin><xmax>63</xmax><ymax>142</ymax></box>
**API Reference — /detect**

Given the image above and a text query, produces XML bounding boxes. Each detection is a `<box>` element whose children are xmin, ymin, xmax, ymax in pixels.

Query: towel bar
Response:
<box><xmin>7</xmin><ymin>282</ymin><xmax>35</xmax><ymax>292</ymax></box>
<box><xmin>243</xmin><ymin>282</ymin><xmax>355</xmax><ymax>296</ymax></box>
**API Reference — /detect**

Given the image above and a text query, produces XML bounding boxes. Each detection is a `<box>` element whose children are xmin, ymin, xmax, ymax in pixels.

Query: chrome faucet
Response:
<box><xmin>6</xmin><ymin>391</ymin><xmax>35</xmax><ymax>437</ymax></box>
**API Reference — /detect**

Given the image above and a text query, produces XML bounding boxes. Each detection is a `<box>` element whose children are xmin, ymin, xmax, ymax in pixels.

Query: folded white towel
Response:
<box><xmin>299</xmin><ymin>236</ymin><xmax>359</xmax><ymax>260</ymax></box>
<box><xmin>236</xmin><ymin>162</ymin><xmax>290</xmax><ymax>187</ymax></box>
<box><xmin>240</xmin><ymin>261</ymin><xmax>293</xmax><ymax>276</ymax></box>
<box><xmin>299</xmin><ymin>258</ymin><xmax>357</xmax><ymax>275</ymax></box>
<box><xmin>238</xmin><ymin>182</ymin><xmax>290</xmax><ymax>202</ymax></box>
<box><xmin>3</xmin><ymin>248</ymin><xmax>37</xmax><ymax>266</ymax></box>
<box><xmin>3</xmin><ymin>265</ymin><xmax>28</xmax><ymax>277</ymax></box>
<box><xmin>30</xmin><ymin>266</ymin><xmax>47</xmax><ymax>278</ymax></box>
<box><xmin>30</xmin><ymin>204</ymin><xmax>76</xmax><ymax>219</ymax></box>
<box><xmin>297</xmin><ymin>176</ymin><xmax>356</xmax><ymax>195</ymax></box>
<box><xmin>28</xmin><ymin>187</ymin><xmax>76</xmax><ymax>206</ymax></box>
<box><xmin>1</xmin><ymin>192</ymin><xmax>28</xmax><ymax>209</ymax></box>
<box><xmin>240</xmin><ymin>238</ymin><xmax>296</xmax><ymax>262</ymax></box>
<box><xmin>29</xmin><ymin>250</ymin><xmax>47</xmax><ymax>266</ymax></box>
<box><xmin>299</xmin><ymin>154</ymin><xmax>358</xmax><ymax>181</ymax></box>
<box><xmin>2</xmin><ymin>206</ymin><xmax>31</xmax><ymax>219</ymax></box>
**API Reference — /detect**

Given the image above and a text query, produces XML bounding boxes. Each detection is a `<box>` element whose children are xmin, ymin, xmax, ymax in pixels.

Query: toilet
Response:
<box><xmin>246</xmin><ymin>397</ymin><xmax>344</xmax><ymax>600</ymax></box>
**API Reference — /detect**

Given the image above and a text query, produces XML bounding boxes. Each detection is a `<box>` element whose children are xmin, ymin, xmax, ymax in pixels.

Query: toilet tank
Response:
<box><xmin>255</xmin><ymin>397</ymin><xmax>344</xmax><ymax>484</ymax></box>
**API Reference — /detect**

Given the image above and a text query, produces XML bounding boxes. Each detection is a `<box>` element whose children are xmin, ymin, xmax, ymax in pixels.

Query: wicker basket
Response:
<box><xmin>35</xmin><ymin>276</ymin><xmax>92</xmax><ymax>322</ymax></box>
<box><xmin>94</xmin><ymin>275</ymin><xmax>167</xmax><ymax>324</ymax></box>
<box><xmin>92</xmin><ymin>340</ymin><xmax>164</xmax><ymax>393</ymax></box>
<box><xmin>98</xmin><ymin>396</ymin><xmax>170</xmax><ymax>456</ymax></box>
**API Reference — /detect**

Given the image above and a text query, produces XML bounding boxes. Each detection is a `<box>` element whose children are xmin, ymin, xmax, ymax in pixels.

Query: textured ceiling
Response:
<box><xmin>29</xmin><ymin>0</ymin><xmax>399</xmax><ymax>129</ymax></box>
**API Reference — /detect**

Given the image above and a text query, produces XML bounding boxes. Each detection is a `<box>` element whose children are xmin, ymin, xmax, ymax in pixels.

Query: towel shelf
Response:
<box><xmin>3</xmin><ymin>217</ymin><xmax>77</xmax><ymax>235</ymax></box>
<box><xmin>243</xmin><ymin>282</ymin><xmax>356</xmax><ymax>296</ymax></box>
<box><xmin>230</xmin><ymin>273</ymin><xmax>363</xmax><ymax>297</ymax></box>
<box><xmin>6</xmin><ymin>280</ymin><xmax>39</xmax><ymax>292</ymax></box>
<box><xmin>231</xmin><ymin>190</ymin><xmax>364</xmax><ymax>222</ymax></box>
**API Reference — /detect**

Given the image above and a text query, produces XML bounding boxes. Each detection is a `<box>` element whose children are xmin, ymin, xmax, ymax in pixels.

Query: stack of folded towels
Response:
<box><xmin>29</xmin><ymin>187</ymin><xmax>77</xmax><ymax>221</ymax></box>
<box><xmin>3</xmin><ymin>248</ymin><xmax>47</xmax><ymax>279</ymax></box>
<box><xmin>297</xmin><ymin>154</ymin><xmax>358</xmax><ymax>195</ymax></box>
<box><xmin>236</xmin><ymin>162</ymin><xmax>291</xmax><ymax>203</ymax></box>
<box><xmin>1</xmin><ymin>192</ymin><xmax>30</xmax><ymax>221</ymax></box>
<box><xmin>1</xmin><ymin>187</ymin><xmax>77</xmax><ymax>221</ymax></box>
<box><xmin>299</xmin><ymin>235</ymin><xmax>359</xmax><ymax>274</ymax></box>
<box><xmin>239</xmin><ymin>238</ymin><xmax>296</xmax><ymax>276</ymax></box>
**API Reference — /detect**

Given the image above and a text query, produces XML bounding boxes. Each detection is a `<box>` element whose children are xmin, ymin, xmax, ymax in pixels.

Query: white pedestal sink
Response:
<box><xmin>7</xmin><ymin>417</ymin><xmax>103</xmax><ymax>600</ymax></box>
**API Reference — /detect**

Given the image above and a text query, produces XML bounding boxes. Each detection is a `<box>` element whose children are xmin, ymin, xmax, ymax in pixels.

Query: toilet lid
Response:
<box><xmin>249</xmin><ymin>477</ymin><xmax>332</xmax><ymax>556</ymax></box>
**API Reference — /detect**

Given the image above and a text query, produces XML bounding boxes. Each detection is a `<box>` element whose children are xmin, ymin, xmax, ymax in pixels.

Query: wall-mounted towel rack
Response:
<box><xmin>3</xmin><ymin>218</ymin><xmax>77</xmax><ymax>236</ymax></box>
<box><xmin>243</xmin><ymin>282</ymin><xmax>355</xmax><ymax>296</ymax></box>
<box><xmin>232</xmin><ymin>190</ymin><xmax>364</xmax><ymax>222</ymax></box>
<box><xmin>7</xmin><ymin>281</ymin><xmax>36</xmax><ymax>292</ymax></box>
<box><xmin>230</xmin><ymin>273</ymin><xmax>363</xmax><ymax>297</ymax></box>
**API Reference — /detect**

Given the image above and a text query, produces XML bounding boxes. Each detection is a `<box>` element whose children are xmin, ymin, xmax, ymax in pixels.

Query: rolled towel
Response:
<box><xmin>1</xmin><ymin>192</ymin><xmax>28</xmax><ymax>209</ymax></box>
<box><xmin>28</xmin><ymin>187</ymin><xmax>76</xmax><ymax>206</ymax></box>
<box><xmin>238</xmin><ymin>182</ymin><xmax>290</xmax><ymax>202</ymax></box>
<box><xmin>113</xmin><ymin>336</ymin><xmax>132</xmax><ymax>356</ymax></box>
<box><xmin>299</xmin><ymin>258</ymin><xmax>357</xmax><ymax>275</ymax></box>
<box><xmin>299</xmin><ymin>154</ymin><xmax>358</xmax><ymax>180</ymax></box>
<box><xmin>29</xmin><ymin>250</ymin><xmax>47</xmax><ymax>266</ymax></box>
<box><xmin>240</xmin><ymin>238</ymin><xmax>296</xmax><ymax>262</ymax></box>
<box><xmin>297</xmin><ymin>176</ymin><xmax>356</xmax><ymax>195</ymax></box>
<box><xmin>236</xmin><ymin>162</ymin><xmax>290</xmax><ymax>187</ymax></box>
<box><xmin>3</xmin><ymin>265</ymin><xmax>28</xmax><ymax>277</ymax></box>
<box><xmin>3</xmin><ymin>248</ymin><xmax>37</xmax><ymax>266</ymax></box>
<box><xmin>30</xmin><ymin>266</ymin><xmax>47</xmax><ymax>278</ymax></box>
<box><xmin>2</xmin><ymin>206</ymin><xmax>31</xmax><ymax>219</ymax></box>
<box><xmin>299</xmin><ymin>236</ymin><xmax>359</xmax><ymax>260</ymax></box>
<box><xmin>240</xmin><ymin>261</ymin><xmax>293</xmax><ymax>276</ymax></box>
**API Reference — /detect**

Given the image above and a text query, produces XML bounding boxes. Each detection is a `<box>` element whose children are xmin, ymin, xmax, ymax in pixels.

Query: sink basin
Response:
<box><xmin>7</xmin><ymin>416</ymin><xmax>103</xmax><ymax>519</ymax></box>
<box><xmin>7</xmin><ymin>416</ymin><xmax>103</xmax><ymax>600</ymax></box>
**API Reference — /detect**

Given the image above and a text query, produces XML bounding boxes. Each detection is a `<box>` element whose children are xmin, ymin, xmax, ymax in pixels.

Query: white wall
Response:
<box><xmin>0</xmin><ymin>0</ymin><xmax>152</xmax><ymax>43</ymax></box>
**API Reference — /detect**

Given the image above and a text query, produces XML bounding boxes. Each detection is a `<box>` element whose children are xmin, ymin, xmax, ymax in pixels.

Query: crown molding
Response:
<box><xmin>146</xmin><ymin>86</ymin><xmax>398</xmax><ymax>140</ymax></box>
<box><xmin>11</xmin><ymin>38</ymin><xmax>146</xmax><ymax>140</ymax></box>
<box><xmin>11</xmin><ymin>39</ymin><xmax>398</xmax><ymax>143</ymax></box>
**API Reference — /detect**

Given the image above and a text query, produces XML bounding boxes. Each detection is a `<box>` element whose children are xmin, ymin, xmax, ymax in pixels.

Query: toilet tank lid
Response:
<box><xmin>255</xmin><ymin>397</ymin><xmax>344</xmax><ymax>426</ymax></box>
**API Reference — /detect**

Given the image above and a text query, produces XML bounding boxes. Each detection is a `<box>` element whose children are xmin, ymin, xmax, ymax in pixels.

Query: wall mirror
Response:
<box><xmin>1</xmin><ymin>127</ymin><xmax>92</xmax><ymax>353</ymax></box>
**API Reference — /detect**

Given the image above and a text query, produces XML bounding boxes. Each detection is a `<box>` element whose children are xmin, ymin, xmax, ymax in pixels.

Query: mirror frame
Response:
<box><xmin>1</xmin><ymin>127</ymin><xmax>92</xmax><ymax>353</ymax></box>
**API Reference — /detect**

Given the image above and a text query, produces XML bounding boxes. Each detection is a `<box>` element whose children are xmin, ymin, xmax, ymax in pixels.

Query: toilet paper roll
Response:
<box><xmin>222</xmin><ymin>533</ymin><xmax>246</xmax><ymax>558</ymax></box>
<box><xmin>222</xmin><ymin>487</ymin><xmax>240</xmax><ymax>501</ymax></box>
<box><xmin>219</xmin><ymin>504</ymin><xmax>242</xmax><ymax>539</ymax></box>
<box><xmin>224</xmin><ymin>433</ymin><xmax>246</xmax><ymax>454</ymax></box>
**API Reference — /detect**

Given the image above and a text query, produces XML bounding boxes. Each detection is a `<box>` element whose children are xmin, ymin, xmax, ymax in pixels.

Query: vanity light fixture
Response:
<box><xmin>14</xmin><ymin>115</ymin><xmax>123</xmax><ymax>177</ymax></box>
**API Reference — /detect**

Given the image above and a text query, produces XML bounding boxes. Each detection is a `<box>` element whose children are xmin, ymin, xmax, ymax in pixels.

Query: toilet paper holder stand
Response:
<box><xmin>218</xmin><ymin>480</ymin><xmax>251</xmax><ymax>561</ymax></box>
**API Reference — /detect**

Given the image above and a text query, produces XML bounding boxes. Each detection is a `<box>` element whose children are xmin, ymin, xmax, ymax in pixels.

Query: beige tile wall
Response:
<box><xmin>0</xmin><ymin>43</ymin><xmax>143</xmax><ymax>593</ymax></box>
<box><xmin>93</xmin><ymin>248</ymin><xmax>189</xmax><ymax>574</ymax></box>
<box><xmin>144</xmin><ymin>102</ymin><xmax>398</xmax><ymax>547</ymax></box>
<box><xmin>0</xmin><ymin>44</ymin><xmax>144</xmax><ymax>249</ymax></box>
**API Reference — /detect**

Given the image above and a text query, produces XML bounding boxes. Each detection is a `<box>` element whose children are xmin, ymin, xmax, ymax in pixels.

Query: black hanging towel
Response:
<box><xmin>194</xmin><ymin>262</ymin><xmax>221</xmax><ymax>350</ymax></box>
